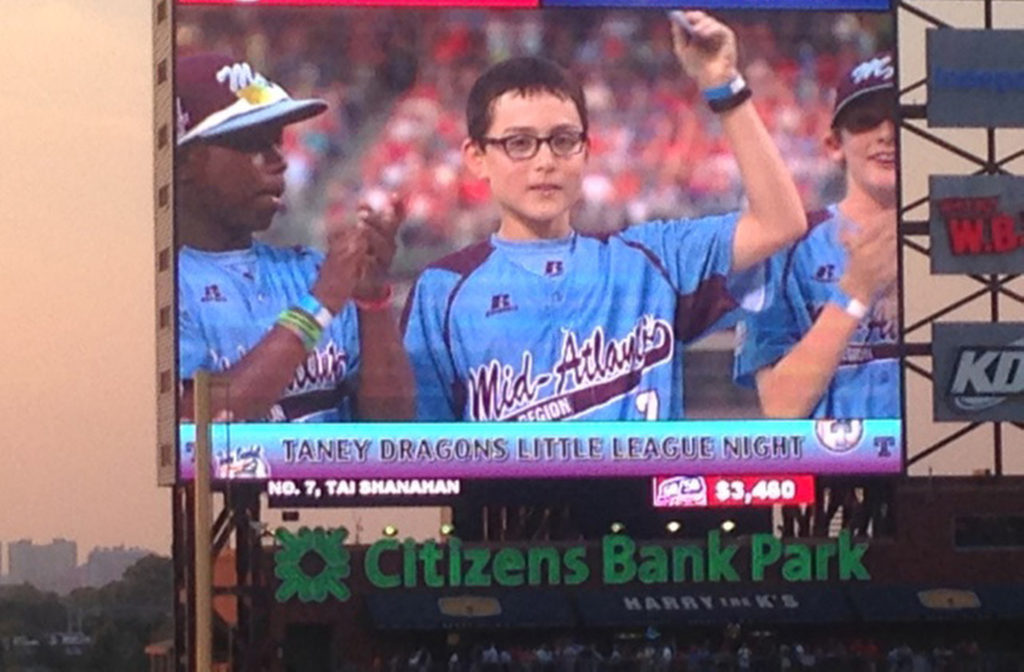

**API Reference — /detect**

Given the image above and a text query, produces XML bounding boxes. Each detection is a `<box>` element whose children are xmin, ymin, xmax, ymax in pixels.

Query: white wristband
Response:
<box><xmin>297</xmin><ymin>293</ymin><xmax>335</xmax><ymax>329</ymax></box>
<box><xmin>831</xmin><ymin>287</ymin><xmax>869</xmax><ymax>320</ymax></box>
<box><xmin>843</xmin><ymin>298</ymin><xmax>869</xmax><ymax>320</ymax></box>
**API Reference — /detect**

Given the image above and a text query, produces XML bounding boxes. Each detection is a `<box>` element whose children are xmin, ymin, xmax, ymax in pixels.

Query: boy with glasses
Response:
<box><xmin>402</xmin><ymin>12</ymin><xmax>807</xmax><ymax>422</ymax></box>
<box><xmin>733</xmin><ymin>53</ymin><xmax>899</xmax><ymax>419</ymax></box>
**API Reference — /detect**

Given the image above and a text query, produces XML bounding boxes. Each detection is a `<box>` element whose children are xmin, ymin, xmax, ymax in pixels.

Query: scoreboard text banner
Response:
<box><xmin>179</xmin><ymin>419</ymin><xmax>901</xmax><ymax>481</ymax></box>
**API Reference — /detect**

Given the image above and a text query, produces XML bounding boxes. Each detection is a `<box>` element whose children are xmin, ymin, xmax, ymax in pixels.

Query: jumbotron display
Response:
<box><xmin>173</xmin><ymin>0</ymin><xmax>902</xmax><ymax>484</ymax></box>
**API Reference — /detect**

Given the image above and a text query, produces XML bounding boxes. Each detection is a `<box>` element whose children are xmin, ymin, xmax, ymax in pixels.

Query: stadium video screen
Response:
<box><xmin>172</xmin><ymin>0</ymin><xmax>901</xmax><ymax>488</ymax></box>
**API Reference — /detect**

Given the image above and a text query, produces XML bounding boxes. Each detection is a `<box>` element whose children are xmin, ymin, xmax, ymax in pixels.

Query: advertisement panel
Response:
<box><xmin>933</xmin><ymin>322</ymin><xmax>1024</xmax><ymax>422</ymax></box>
<box><xmin>173</xmin><ymin>0</ymin><xmax>902</xmax><ymax>487</ymax></box>
<box><xmin>930</xmin><ymin>175</ymin><xmax>1024</xmax><ymax>274</ymax></box>
<box><xmin>927</xmin><ymin>30</ymin><xmax>1024</xmax><ymax>128</ymax></box>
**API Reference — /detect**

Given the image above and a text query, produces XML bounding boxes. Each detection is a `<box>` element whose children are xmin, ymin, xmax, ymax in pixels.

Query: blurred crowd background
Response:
<box><xmin>345</xmin><ymin>631</ymin><xmax>1016</xmax><ymax>672</ymax></box>
<box><xmin>176</xmin><ymin>7</ymin><xmax>892</xmax><ymax>416</ymax></box>
<box><xmin>177</xmin><ymin>7</ymin><xmax>891</xmax><ymax>276</ymax></box>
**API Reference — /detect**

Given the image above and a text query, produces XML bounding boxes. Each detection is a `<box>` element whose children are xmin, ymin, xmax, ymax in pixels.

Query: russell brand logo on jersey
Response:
<box><xmin>201</xmin><ymin>285</ymin><xmax>227</xmax><ymax>302</ymax></box>
<box><xmin>813</xmin><ymin>265</ymin><xmax>837</xmax><ymax>282</ymax></box>
<box><xmin>485</xmin><ymin>293</ymin><xmax>517</xmax><ymax>317</ymax></box>
<box><xmin>467</xmin><ymin>316</ymin><xmax>674</xmax><ymax>421</ymax></box>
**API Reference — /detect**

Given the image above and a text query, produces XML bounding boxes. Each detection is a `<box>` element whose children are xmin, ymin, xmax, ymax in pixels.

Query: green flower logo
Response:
<box><xmin>274</xmin><ymin>526</ymin><xmax>351</xmax><ymax>603</ymax></box>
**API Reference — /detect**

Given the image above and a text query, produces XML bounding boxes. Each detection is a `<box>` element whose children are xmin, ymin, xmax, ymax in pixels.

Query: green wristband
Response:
<box><xmin>277</xmin><ymin>308</ymin><xmax>323</xmax><ymax>350</ymax></box>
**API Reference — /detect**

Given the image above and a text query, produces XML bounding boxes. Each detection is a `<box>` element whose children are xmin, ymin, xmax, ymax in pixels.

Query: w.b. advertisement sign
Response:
<box><xmin>930</xmin><ymin>176</ymin><xmax>1024</xmax><ymax>274</ymax></box>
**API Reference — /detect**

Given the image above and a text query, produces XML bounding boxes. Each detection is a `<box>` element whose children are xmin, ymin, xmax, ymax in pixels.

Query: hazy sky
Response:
<box><xmin>3</xmin><ymin>0</ymin><xmax>1021</xmax><ymax>567</ymax></box>
<box><xmin>0</xmin><ymin>0</ymin><xmax>441</xmax><ymax>564</ymax></box>
<box><xmin>0</xmin><ymin>1</ymin><xmax>169</xmax><ymax>562</ymax></box>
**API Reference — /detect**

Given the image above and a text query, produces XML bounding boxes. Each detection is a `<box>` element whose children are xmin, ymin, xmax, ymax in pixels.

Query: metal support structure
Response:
<box><xmin>229</xmin><ymin>483</ymin><xmax>270</xmax><ymax>672</ymax></box>
<box><xmin>898</xmin><ymin>0</ymin><xmax>1022</xmax><ymax>476</ymax></box>
<box><xmin>194</xmin><ymin>371</ymin><xmax>214</xmax><ymax>672</ymax></box>
<box><xmin>156</xmin><ymin>3</ymin><xmax>1024</xmax><ymax>670</ymax></box>
<box><xmin>171</xmin><ymin>485</ymin><xmax>272</xmax><ymax>672</ymax></box>
<box><xmin>172</xmin><ymin>485</ymin><xmax>192</xmax><ymax>672</ymax></box>
<box><xmin>171</xmin><ymin>384</ymin><xmax>273</xmax><ymax>672</ymax></box>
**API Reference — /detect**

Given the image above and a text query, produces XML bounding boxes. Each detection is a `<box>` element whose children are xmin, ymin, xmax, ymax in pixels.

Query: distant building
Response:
<box><xmin>82</xmin><ymin>545</ymin><xmax>150</xmax><ymax>587</ymax></box>
<box><xmin>8</xmin><ymin>538</ymin><xmax>78</xmax><ymax>594</ymax></box>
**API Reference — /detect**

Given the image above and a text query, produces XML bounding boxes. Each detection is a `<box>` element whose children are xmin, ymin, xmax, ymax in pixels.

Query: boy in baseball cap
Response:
<box><xmin>175</xmin><ymin>53</ymin><xmax>328</xmax><ymax>148</ymax></box>
<box><xmin>734</xmin><ymin>52</ymin><xmax>899</xmax><ymax>419</ymax></box>
<box><xmin>175</xmin><ymin>53</ymin><xmax>413</xmax><ymax>422</ymax></box>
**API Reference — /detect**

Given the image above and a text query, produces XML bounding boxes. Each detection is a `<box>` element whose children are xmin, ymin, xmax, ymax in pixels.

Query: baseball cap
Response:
<box><xmin>175</xmin><ymin>53</ymin><xmax>327</xmax><ymax>147</ymax></box>
<box><xmin>832</xmin><ymin>52</ymin><xmax>895</xmax><ymax>128</ymax></box>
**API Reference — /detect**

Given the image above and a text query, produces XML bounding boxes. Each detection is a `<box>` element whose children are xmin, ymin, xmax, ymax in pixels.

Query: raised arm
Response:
<box><xmin>671</xmin><ymin>11</ymin><xmax>805</xmax><ymax>273</ymax></box>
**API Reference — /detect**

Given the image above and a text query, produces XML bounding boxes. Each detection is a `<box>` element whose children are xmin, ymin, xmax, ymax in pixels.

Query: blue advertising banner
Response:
<box><xmin>928</xmin><ymin>30</ymin><xmax>1024</xmax><ymax>128</ymax></box>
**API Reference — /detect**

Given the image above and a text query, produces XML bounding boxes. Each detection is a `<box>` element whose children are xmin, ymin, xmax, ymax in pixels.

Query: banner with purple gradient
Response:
<box><xmin>179</xmin><ymin>419</ymin><xmax>901</xmax><ymax>481</ymax></box>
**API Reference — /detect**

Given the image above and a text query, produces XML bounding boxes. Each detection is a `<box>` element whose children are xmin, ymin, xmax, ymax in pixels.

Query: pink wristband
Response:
<box><xmin>354</xmin><ymin>285</ymin><xmax>393</xmax><ymax>312</ymax></box>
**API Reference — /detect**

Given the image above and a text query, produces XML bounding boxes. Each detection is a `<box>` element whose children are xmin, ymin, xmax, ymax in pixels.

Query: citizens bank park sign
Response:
<box><xmin>273</xmin><ymin>528</ymin><xmax>870</xmax><ymax>604</ymax></box>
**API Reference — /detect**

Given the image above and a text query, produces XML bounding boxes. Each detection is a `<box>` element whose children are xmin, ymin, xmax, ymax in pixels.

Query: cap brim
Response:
<box><xmin>182</xmin><ymin>98</ymin><xmax>328</xmax><ymax>145</ymax></box>
<box><xmin>831</xmin><ymin>83</ymin><xmax>895</xmax><ymax>126</ymax></box>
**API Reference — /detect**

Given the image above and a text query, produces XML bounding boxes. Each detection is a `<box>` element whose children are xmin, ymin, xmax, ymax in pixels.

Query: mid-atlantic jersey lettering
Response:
<box><xmin>178</xmin><ymin>242</ymin><xmax>360</xmax><ymax>422</ymax></box>
<box><xmin>404</xmin><ymin>214</ymin><xmax>765</xmax><ymax>421</ymax></box>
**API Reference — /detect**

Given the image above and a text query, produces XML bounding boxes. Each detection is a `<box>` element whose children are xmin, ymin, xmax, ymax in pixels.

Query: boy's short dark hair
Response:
<box><xmin>466</xmin><ymin>57</ymin><xmax>588</xmax><ymax>144</ymax></box>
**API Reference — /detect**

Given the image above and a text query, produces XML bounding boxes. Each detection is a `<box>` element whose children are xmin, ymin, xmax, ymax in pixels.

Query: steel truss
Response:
<box><xmin>158</xmin><ymin>2</ymin><xmax>1024</xmax><ymax>671</ymax></box>
<box><xmin>897</xmin><ymin>0</ymin><xmax>1024</xmax><ymax>475</ymax></box>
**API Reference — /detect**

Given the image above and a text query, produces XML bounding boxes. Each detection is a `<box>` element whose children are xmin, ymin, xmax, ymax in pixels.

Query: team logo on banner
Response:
<box><xmin>216</xmin><ymin>444</ymin><xmax>272</xmax><ymax>479</ymax></box>
<box><xmin>652</xmin><ymin>476</ymin><xmax>709</xmax><ymax>507</ymax></box>
<box><xmin>814</xmin><ymin>419</ymin><xmax>864</xmax><ymax>454</ymax></box>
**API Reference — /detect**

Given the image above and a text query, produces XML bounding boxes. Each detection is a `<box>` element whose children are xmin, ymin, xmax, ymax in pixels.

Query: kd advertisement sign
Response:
<box><xmin>927</xmin><ymin>30</ymin><xmax>1024</xmax><ymax>128</ymax></box>
<box><xmin>930</xmin><ymin>176</ymin><xmax>1024</xmax><ymax>274</ymax></box>
<box><xmin>934</xmin><ymin>323</ymin><xmax>1024</xmax><ymax>422</ymax></box>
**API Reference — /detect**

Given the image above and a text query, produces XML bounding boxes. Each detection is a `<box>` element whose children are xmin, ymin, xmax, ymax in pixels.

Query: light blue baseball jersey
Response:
<box><xmin>178</xmin><ymin>241</ymin><xmax>360</xmax><ymax>421</ymax></box>
<box><xmin>733</xmin><ymin>206</ymin><xmax>899</xmax><ymax>419</ymax></box>
<box><xmin>402</xmin><ymin>214</ymin><xmax>765</xmax><ymax>421</ymax></box>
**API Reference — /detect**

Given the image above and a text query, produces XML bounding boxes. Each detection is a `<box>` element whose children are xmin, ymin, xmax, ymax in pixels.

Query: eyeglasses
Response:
<box><xmin>479</xmin><ymin>130</ymin><xmax>587</xmax><ymax>160</ymax></box>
